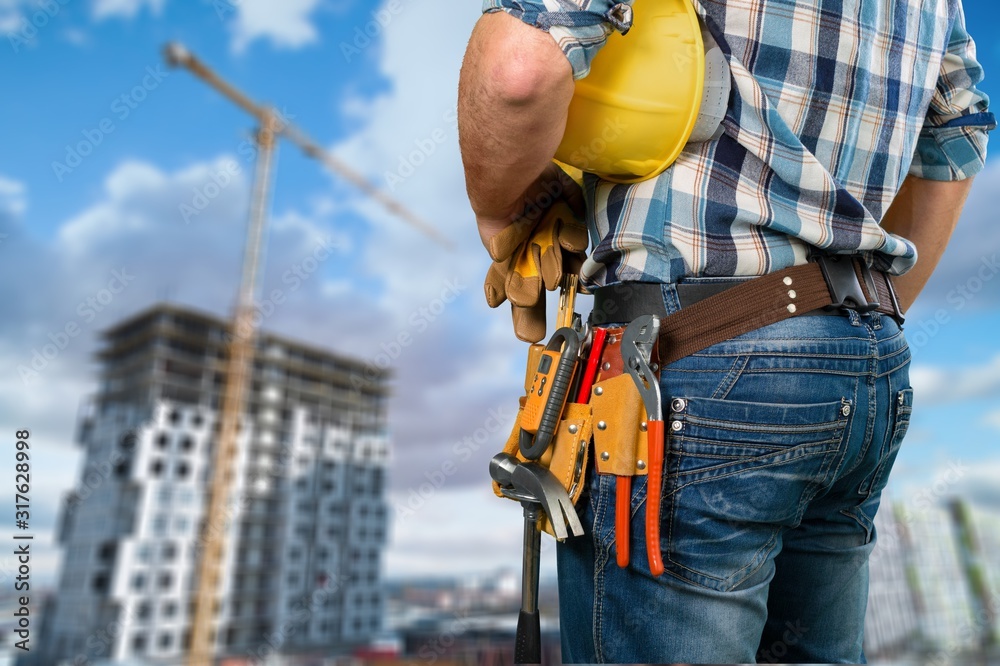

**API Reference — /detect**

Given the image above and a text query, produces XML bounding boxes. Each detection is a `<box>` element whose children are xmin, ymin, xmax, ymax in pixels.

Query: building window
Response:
<box><xmin>176</xmin><ymin>462</ymin><xmax>189</xmax><ymax>479</ymax></box>
<box><xmin>132</xmin><ymin>633</ymin><xmax>147</xmax><ymax>654</ymax></box>
<box><xmin>137</xmin><ymin>601</ymin><xmax>152</xmax><ymax>622</ymax></box>
<box><xmin>163</xmin><ymin>542</ymin><xmax>177</xmax><ymax>561</ymax></box>
<box><xmin>92</xmin><ymin>573</ymin><xmax>109</xmax><ymax>593</ymax></box>
<box><xmin>158</xmin><ymin>632</ymin><xmax>173</xmax><ymax>649</ymax></box>
<box><xmin>98</xmin><ymin>541</ymin><xmax>116</xmax><ymax>562</ymax></box>
<box><xmin>132</xmin><ymin>573</ymin><xmax>146</xmax><ymax>591</ymax></box>
<box><xmin>137</xmin><ymin>544</ymin><xmax>152</xmax><ymax>563</ymax></box>
<box><xmin>169</xmin><ymin>410</ymin><xmax>181</xmax><ymax>425</ymax></box>
<box><xmin>180</xmin><ymin>436</ymin><xmax>194</xmax><ymax>452</ymax></box>
<box><xmin>156</xmin><ymin>433</ymin><xmax>169</xmax><ymax>449</ymax></box>
<box><xmin>120</xmin><ymin>432</ymin><xmax>138</xmax><ymax>451</ymax></box>
<box><xmin>153</xmin><ymin>515</ymin><xmax>168</xmax><ymax>536</ymax></box>
<box><xmin>192</xmin><ymin>413</ymin><xmax>204</xmax><ymax>428</ymax></box>
<box><xmin>158</xmin><ymin>572</ymin><xmax>172</xmax><ymax>590</ymax></box>
<box><xmin>162</xmin><ymin>601</ymin><xmax>177</xmax><ymax>618</ymax></box>
<box><xmin>151</xmin><ymin>460</ymin><xmax>164</xmax><ymax>477</ymax></box>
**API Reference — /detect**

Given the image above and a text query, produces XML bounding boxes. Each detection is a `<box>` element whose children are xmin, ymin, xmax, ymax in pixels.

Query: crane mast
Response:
<box><xmin>161</xmin><ymin>43</ymin><xmax>444</xmax><ymax>665</ymax></box>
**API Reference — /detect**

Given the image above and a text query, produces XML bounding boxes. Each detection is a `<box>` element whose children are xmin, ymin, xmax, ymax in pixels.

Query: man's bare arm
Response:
<box><xmin>881</xmin><ymin>175</ymin><xmax>975</xmax><ymax>311</ymax></box>
<box><xmin>458</xmin><ymin>11</ymin><xmax>576</xmax><ymax>244</ymax></box>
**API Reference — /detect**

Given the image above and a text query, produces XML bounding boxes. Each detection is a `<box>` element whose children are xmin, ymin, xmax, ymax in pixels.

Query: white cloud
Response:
<box><xmin>330</xmin><ymin>0</ymin><xmax>484</xmax><ymax>307</ymax></box>
<box><xmin>0</xmin><ymin>0</ymin><xmax>23</xmax><ymax>32</ymax></box>
<box><xmin>60</xmin><ymin>26</ymin><xmax>89</xmax><ymax>46</ymax></box>
<box><xmin>1</xmin><ymin>137</ymin><xmax>528</xmax><ymax>585</ymax></box>
<box><xmin>91</xmin><ymin>0</ymin><xmax>165</xmax><ymax>20</ymax></box>
<box><xmin>984</xmin><ymin>410</ymin><xmax>1000</xmax><ymax>431</ymax></box>
<box><xmin>0</xmin><ymin>174</ymin><xmax>27</xmax><ymax>217</ymax></box>
<box><xmin>228</xmin><ymin>0</ymin><xmax>322</xmax><ymax>53</ymax></box>
<box><xmin>910</xmin><ymin>354</ymin><xmax>1000</xmax><ymax>406</ymax></box>
<box><xmin>386</xmin><ymin>486</ymin><xmax>558</xmax><ymax>580</ymax></box>
<box><xmin>4</xmin><ymin>0</ymin><xmax>561</xmax><ymax>586</ymax></box>
<box><xmin>907</xmin><ymin>162</ymin><xmax>1000</xmax><ymax>317</ymax></box>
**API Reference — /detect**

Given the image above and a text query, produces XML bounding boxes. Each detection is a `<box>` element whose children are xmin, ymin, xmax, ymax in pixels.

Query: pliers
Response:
<box><xmin>621</xmin><ymin>315</ymin><xmax>665</xmax><ymax>576</ymax></box>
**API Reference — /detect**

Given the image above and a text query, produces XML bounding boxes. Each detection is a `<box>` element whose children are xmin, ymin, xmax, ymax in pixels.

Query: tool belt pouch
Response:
<box><xmin>492</xmin><ymin>398</ymin><xmax>594</xmax><ymax>538</ymax></box>
<box><xmin>591</xmin><ymin>373</ymin><xmax>648</xmax><ymax>477</ymax></box>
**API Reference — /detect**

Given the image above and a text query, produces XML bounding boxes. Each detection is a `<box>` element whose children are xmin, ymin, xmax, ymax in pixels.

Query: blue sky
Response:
<box><xmin>1</xmin><ymin>0</ymin><xmax>999</xmax><ymax>586</ymax></box>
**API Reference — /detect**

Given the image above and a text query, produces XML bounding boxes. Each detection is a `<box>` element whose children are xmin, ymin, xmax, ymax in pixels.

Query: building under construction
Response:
<box><xmin>38</xmin><ymin>303</ymin><xmax>391</xmax><ymax>664</ymax></box>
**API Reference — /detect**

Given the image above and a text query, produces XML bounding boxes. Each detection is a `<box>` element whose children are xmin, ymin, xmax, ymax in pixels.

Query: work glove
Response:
<box><xmin>483</xmin><ymin>200</ymin><xmax>589</xmax><ymax>343</ymax></box>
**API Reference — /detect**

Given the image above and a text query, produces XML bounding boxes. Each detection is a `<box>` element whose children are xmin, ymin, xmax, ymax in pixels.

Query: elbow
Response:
<box><xmin>462</xmin><ymin>12</ymin><xmax>574</xmax><ymax>110</ymax></box>
<box><xmin>489</xmin><ymin>53</ymin><xmax>571</xmax><ymax>107</ymax></box>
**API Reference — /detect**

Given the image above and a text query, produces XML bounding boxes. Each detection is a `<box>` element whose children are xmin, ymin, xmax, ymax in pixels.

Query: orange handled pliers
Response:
<box><xmin>621</xmin><ymin>316</ymin><xmax>665</xmax><ymax>576</ymax></box>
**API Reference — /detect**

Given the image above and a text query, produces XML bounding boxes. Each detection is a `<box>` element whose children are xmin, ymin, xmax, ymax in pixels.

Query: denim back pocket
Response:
<box><xmin>662</xmin><ymin>396</ymin><xmax>850</xmax><ymax>591</ymax></box>
<box><xmin>859</xmin><ymin>387</ymin><xmax>913</xmax><ymax>498</ymax></box>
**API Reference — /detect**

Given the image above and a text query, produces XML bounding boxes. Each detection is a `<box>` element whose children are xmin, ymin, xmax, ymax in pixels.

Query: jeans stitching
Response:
<box><xmin>670</xmin><ymin>438</ymin><xmax>842</xmax><ymax>483</ymax></box>
<box><xmin>683</xmin><ymin>416</ymin><xmax>846</xmax><ymax>434</ymax></box>
<box><xmin>712</xmin><ymin>355</ymin><xmax>750</xmax><ymax>399</ymax></box>
<box><xmin>741</xmin><ymin>363</ymin><xmax>871</xmax><ymax>372</ymax></box>
<box><xmin>663</xmin><ymin>447</ymin><xmax>840</xmax><ymax>589</ymax></box>
<box><xmin>851</xmin><ymin>326</ymin><xmax>880</xmax><ymax>471</ymax></box>
<box><xmin>692</xmin><ymin>349</ymin><xmax>873</xmax><ymax>359</ymax></box>
<box><xmin>728</xmin><ymin>527</ymin><xmax>783</xmax><ymax>590</ymax></box>
<box><xmin>839</xmin><ymin>506</ymin><xmax>874</xmax><ymax>543</ymax></box>
<box><xmin>860</xmin><ymin>391</ymin><xmax>912</xmax><ymax>497</ymax></box>
<box><xmin>593</xmin><ymin>477</ymin><xmax>608</xmax><ymax>662</ymax></box>
<box><xmin>822</xmin><ymin>378</ymin><xmax>862</xmax><ymax>484</ymax></box>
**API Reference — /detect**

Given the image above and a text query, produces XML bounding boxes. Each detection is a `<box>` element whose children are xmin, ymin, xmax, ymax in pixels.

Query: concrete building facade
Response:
<box><xmin>39</xmin><ymin>304</ymin><xmax>390</xmax><ymax>664</ymax></box>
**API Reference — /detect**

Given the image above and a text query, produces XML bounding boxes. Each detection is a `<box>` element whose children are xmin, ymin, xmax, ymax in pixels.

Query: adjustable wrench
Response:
<box><xmin>622</xmin><ymin>315</ymin><xmax>665</xmax><ymax>576</ymax></box>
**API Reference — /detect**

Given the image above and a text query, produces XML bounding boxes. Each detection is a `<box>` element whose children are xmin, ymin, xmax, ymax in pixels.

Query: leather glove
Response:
<box><xmin>484</xmin><ymin>201</ymin><xmax>589</xmax><ymax>343</ymax></box>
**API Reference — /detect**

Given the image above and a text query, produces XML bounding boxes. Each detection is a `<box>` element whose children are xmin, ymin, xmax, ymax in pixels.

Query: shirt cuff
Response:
<box><xmin>482</xmin><ymin>0</ymin><xmax>633</xmax><ymax>80</ymax></box>
<box><xmin>908</xmin><ymin>113</ymin><xmax>996</xmax><ymax>181</ymax></box>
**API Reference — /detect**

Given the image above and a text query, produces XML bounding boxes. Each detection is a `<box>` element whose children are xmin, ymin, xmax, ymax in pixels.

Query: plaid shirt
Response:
<box><xmin>482</xmin><ymin>0</ymin><xmax>995</xmax><ymax>287</ymax></box>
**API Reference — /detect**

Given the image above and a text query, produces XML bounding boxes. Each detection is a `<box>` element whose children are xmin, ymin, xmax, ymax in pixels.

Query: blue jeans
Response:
<box><xmin>558</xmin><ymin>282</ymin><xmax>912</xmax><ymax>664</ymax></box>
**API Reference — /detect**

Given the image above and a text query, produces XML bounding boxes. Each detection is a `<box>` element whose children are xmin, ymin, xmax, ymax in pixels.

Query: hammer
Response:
<box><xmin>491</xmin><ymin>452</ymin><xmax>585</xmax><ymax>663</ymax></box>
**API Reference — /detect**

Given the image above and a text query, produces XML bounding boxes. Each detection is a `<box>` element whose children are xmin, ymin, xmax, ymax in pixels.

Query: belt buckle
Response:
<box><xmin>813</xmin><ymin>255</ymin><xmax>880</xmax><ymax>313</ymax></box>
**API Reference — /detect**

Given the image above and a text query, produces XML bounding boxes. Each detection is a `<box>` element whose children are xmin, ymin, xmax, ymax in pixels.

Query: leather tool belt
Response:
<box><xmin>491</xmin><ymin>254</ymin><xmax>904</xmax><ymax>570</ymax></box>
<box><xmin>591</xmin><ymin>255</ymin><xmax>904</xmax><ymax>365</ymax></box>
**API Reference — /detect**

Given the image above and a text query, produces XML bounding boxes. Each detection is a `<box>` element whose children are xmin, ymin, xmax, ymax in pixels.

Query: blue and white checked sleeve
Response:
<box><xmin>481</xmin><ymin>0</ymin><xmax>633</xmax><ymax>79</ymax></box>
<box><xmin>909</xmin><ymin>6</ymin><xmax>996</xmax><ymax>181</ymax></box>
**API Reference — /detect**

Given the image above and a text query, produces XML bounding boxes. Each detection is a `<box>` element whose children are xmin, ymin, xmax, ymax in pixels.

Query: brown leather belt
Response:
<box><xmin>591</xmin><ymin>255</ymin><xmax>904</xmax><ymax>367</ymax></box>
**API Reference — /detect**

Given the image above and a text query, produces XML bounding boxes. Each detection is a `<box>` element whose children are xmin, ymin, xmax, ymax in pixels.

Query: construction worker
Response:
<box><xmin>458</xmin><ymin>0</ymin><xmax>993</xmax><ymax>663</ymax></box>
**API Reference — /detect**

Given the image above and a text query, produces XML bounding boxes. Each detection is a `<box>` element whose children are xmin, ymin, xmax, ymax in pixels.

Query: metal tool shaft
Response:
<box><xmin>516</xmin><ymin>502</ymin><xmax>543</xmax><ymax>664</ymax></box>
<box><xmin>521</xmin><ymin>503</ymin><xmax>542</xmax><ymax>614</ymax></box>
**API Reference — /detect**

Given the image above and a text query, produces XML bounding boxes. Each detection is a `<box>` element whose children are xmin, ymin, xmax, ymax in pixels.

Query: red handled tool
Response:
<box><xmin>575</xmin><ymin>327</ymin><xmax>608</xmax><ymax>404</ymax></box>
<box><xmin>622</xmin><ymin>315</ymin><xmax>664</xmax><ymax>576</ymax></box>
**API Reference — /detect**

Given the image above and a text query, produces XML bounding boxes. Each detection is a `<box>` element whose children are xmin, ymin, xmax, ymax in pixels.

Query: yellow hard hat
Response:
<box><xmin>554</xmin><ymin>0</ymin><xmax>710</xmax><ymax>184</ymax></box>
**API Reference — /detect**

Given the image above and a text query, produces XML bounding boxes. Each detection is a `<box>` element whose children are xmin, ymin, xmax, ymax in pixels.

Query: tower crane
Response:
<box><xmin>162</xmin><ymin>42</ymin><xmax>448</xmax><ymax>665</ymax></box>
